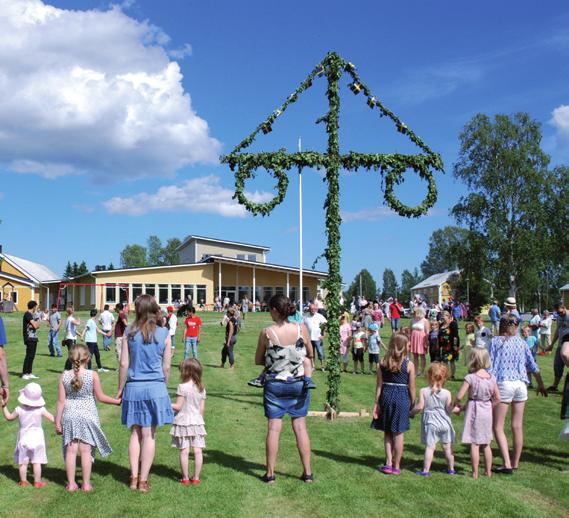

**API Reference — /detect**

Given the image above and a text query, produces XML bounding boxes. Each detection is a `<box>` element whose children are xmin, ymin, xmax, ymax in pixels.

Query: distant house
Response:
<box><xmin>177</xmin><ymin>235</ymin><xmax>270</xmax><ymax>264</ymax></box>
<box><xmin>410</xmin><ymin>270</ymin><xmax>460</xmax><ymax>306</ymax></box>
<box><xmin>561</xmin><ymin>284</ymin><xmax>569</xmax><ymax>307</ymax></box>
<box><xmin>0</xmin><ymin>249</ymin><xmax>60</xmax><ymax>310</ymax></box>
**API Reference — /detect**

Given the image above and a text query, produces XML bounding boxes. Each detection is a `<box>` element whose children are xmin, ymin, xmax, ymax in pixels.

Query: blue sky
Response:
<box><xmin>1</xmin><ymin>0</ymin><xmax>568</xmax><ymax>286</ymax></box>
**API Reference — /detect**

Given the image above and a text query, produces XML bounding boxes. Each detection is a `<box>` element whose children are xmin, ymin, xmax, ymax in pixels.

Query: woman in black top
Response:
<box><xmin>437</xmin><ymin>311</ymin><xmax>460</xmax><ymax>379</ymax></box>
<box><xmin>220</xmin><ymin>308</ymin><xmax>237</xmax><ymax>368</ymax></box>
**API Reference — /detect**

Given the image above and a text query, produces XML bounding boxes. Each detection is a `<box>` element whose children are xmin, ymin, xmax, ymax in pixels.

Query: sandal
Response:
<box><xmin>300</xmin><ymin>473</ymin><xmax>314</xmax><ymax>483</ymax></box>
<box><xmin>138</xmin><ymin>480</ymin><xmax>150</xmax><ymax>493</ymax></box>
<box><xmin>65</xmin><ymin>483</ymin><xmax>79</xmax><ymax>492</ymax></box>
<box><xmin>33</xmin><ymin>481</ymin><xmax>46</xmax><ymax>488</ymax></box>
<box><xmin>129</xmin><ymin>476</ymin><xmax>138</xmax><ymax>491</ymax></box>
<box><xmin>18</xmin><ymin>480</ymin><xmax>30</xmax><ymax>488</ymax></box>
<box><xmin>445</xmin><ymin>469</ymin><xmax>457</xmax><ymax>475</ymax></box>
<box><xmin>180</xmin><ymin>479</ymin><xmax>191</xmax><ymax>486</ymax></box>
<box><xmin>415</xmin><ymin>470</ymin><xmax>431</xmax><ymax>476</ymax></box>
<box><xmin>260</xmin><ymin>473</ymin><xmax>276</xmax><ymax>484</ymax></box>
<box><xmin>81</xmin><ymin>484</ymin><xmax>93</xmax><ymax>492</ymax></box>
<box><xmin>190</xmin><ymin>479</ymin><xmax>201</xmax><ymax>485</ymax></box>
<box><xmin>379</xmin><ymin>465</ymin><xmax>393</xmax><ymax>474</ymax></box>
<box><xmin>493</xmin><ymin>466</ymin><xmax>513</xmax><ymax>475</ymax></box>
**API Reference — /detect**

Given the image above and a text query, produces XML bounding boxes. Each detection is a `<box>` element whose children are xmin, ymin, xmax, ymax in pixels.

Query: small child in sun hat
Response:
<box><xmin>1</xmin><ymin>383</ymin><xmax>54</xmax><ymax>487</ymax></box>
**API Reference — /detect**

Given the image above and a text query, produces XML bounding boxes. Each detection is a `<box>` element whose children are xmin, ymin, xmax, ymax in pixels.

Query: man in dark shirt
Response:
<box><xmin>547</xmin><ymin>304</ymin><xmax>569</xmax><ymax>393</ymax></box>
<box><xmin>22</xmin><ymin>300</ymin><xmax>40</xmax><ymax>379</ymax></box>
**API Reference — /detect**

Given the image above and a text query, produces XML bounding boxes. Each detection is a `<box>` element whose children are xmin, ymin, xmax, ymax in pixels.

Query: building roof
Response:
<box><xmin>561</xmin><ymin>284</ymin><xmax>569</xmax><ymax>292</ymax></box>
<box><xmin>1</xmin><ymin>253</ymin><xmax>60</xmax><ymax>283</ymax></box>
<box><xmin>176</xmin><ymin>235</ymin><xmax>271</xmax><ymax>252</ymax></box>
<box><xmin>0</xmin><ymin>270</ymin><xmax>36</xmax><ymax>287</ymax></box>
<box><xmin>203</xmin><ymin>255</ymin><xmax>327</xmax><ymax>278</ymax></box>
<box><xmin>86</xmin><ymin>256</ymin><xmax>327</xmax><ymax>278</ymax></box>
<box><xmin>411</xmin><ymin>270</ymin><xmax>460</xmax><ymax>291</ymax></box>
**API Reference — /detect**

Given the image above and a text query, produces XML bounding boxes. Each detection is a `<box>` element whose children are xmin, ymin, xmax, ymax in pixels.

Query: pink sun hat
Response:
<box><xmin>18</xmin><ymin>383</ymin><xmax>45</xmax><ymax>407</ymax></box>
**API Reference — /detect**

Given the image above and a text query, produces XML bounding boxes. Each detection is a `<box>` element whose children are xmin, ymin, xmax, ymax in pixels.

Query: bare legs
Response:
<box><xmin>384</xmin><ymin>432</ymin><xmax>404</xmax><ymax>469</ymax></box>
<box><xmin>449</xmin><ymin>360</ymin><xmax>456</xmax><ymax>379</ymax></box>
<box><xmin>470</xmin><ymin>443</ymin><xmax>493</xmax><ymax>479</ymax></box>
<box><xmin>265</xmin><ymin>417</ymin><xmax>312</xmax><ymax>478</ymax></box>
<box><xmin>413</xmin><ymin>354</ymin><xmax>426</xmax><ymax>375</ymax></box>
<box><xmin>64</xmin><ymin>440</ymin><xmax>92</xmax><ymax>490</ymax></box>
<box><xmin>422</xmin><ymin>443</ymin><xmax>454</xmax><ymax>473</ymax></box>
<box><xmin>129</xmin><ymin>425</ymin><xmax>157</xmax><ymax>484</ymax></box>
<box><xmin>510</xmin><ymin>401</ymin><xmax>525</xmax><ymax>469</ymax></box>
<box><xmin>18</xmin><ymin>462</ymin><xmax>28</xmax><ymax>483</ymax></box>
<box><xmin>65</xmin><ymin>441</ymin><xmax>79</xmax><ymax>489</ymax></box>
<box><xmin>493</xmin><ymin>403</ymin><xmax>511</xmax><ymax>468</ymax></box>
<box><xmin>179</xmin><ymin>447</ymin><xmax>203</xmax><ymax>481</ymax></box>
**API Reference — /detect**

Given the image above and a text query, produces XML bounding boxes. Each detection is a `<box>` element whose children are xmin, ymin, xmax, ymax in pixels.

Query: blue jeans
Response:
<box><xmin>102</xmin><ymin>332</ymin><xmax>112</xmax><ymax>351</ymax></box>
<box><xmin>391</xmin><ymin>318</ymin><xmax>400</xmax><ymax>331</ymax></box>
<box><xmin>171</xmin><ymin>335</ymin><xmax>176</xmax><ymax>349</ymax></box>
<box><xmin>311</xmin><ymin>340</ymin><xmax>325</xmax><ymax>361</ymax></box>
<box><xmin>185</xmin><ymin>337</ymin><xmax>198</xmax><ymax>359</ymax></box>
<box><xmin>48</xmin><ymin>330</ymin><xmax>61</xmax><ymax>356</ymax></box>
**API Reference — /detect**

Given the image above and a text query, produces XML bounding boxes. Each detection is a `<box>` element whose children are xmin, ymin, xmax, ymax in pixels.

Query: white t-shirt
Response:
<box><xmin>303</xmin><ymin>313</ymin><xmax>327</xmax><ymax>341</ymax></box>
<box><xmin>99</xmin><ymin>310</ymin><xmax>115</xmax><ymax>332</ymax></box>
<box><xmin>65</xmin><ymin>316</ymin><xmax>77</xmax><ymax>340</ymax></box>
<box><xmin>474</xmin><ymin>326</ymin><xmax>492</xmax><ymax>348</ymax></box>
<box><xmin>540</xmin><ymin>317</ymin><xmax>552</xmax><ymax>335</ymax></box>
<box><xmin>168</xmin><ymin>314</ymin><xmax>178</xmax><ymax>336</ymax></box>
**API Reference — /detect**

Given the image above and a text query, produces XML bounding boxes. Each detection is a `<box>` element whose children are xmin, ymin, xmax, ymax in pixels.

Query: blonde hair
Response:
<box><xmin>414</xmin><ymin>307</ymin><xmax>425</xmax><ymax>318</ymax></box>
<box><xmin>179</xmin><ymin>358</ymin><xmax>204</xmax><ymax>392</ymax></box>
<box><xmin>465</xmin><ymin>323</ymin><xmax>475</xmax><ymax>334</ymax></box>
<box><xmin>68</xmin><ymin>344</ymin><xmax>90</xmax><ymax>391</ymax></box>
<box><xmin>430</xmin><ymin>320</ymin><xmax>439</xmax><ymax>329</ymax></box>
<box><xmin>382</xmin><ymin>333</ymin><xmax>409</xmax><ymax>373</ymax></box>
<box><xmin>467</xmin><ymin>347</ymin><xmax>491</xmax><ymax>372</ymax></box>
<box><xmin>426</xmin><ymin>362</ymin><xmax>448</xmax><ymax>391</ymax></box>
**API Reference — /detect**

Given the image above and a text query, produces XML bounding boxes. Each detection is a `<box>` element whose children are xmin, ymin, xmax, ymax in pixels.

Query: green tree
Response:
<box><xmin>161</xmin><ymin>238</ymin><xmax>182</xmax><ymax>265</ymax></box>
<box><xmin>77</xmin><ymin>261</ymin><xmax>88</xmax><ymax>275</ymax></box>
<box><xmin>381</xmin><ymin>268</ymin><xmax>399</xmax><ymax>300</ymax></box>
<box><xmin>147</xmin><ymin>235</ymin><xmax>162</xmax><ymax>266</ymax></box>
<box><xmin>71</xmin><ymin>261</ymin><xmax>79</xmax><ymax>277</ymax></box>
<box><xmin>400</xmin><ymin>268</ymin><xmax>423</xmax><ymax>304</ymax></box>
<box><xmin>452</xmin><ymin>112</ymin><xmax>551</xmax><ymax>302</ymax></box>
<box><xmin>63</xmin><ymin>261</ymin><xmax>73</xmax><ymax>279</ymax></box>
<box><xmin>120</xmin><ymin>244</ymin><xmax>147</xmax><ymax>269</ymax></box>
<box><xmin>345</xmin><ymin>269</ymin><xmax>377</xmax><ymax>301</ymax></box>
<box><xmin>107</xmin><ymin>262</ymin><xmax>115</xmax><ymax>270</ymax></box>
<box><xmin>420</xmin><ymin>226</ymin><xmax>470</xmax><ymax>277</ymax></box>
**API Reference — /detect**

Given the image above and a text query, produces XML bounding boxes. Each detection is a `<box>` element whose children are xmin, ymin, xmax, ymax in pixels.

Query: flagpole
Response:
<box><xmin>298</xmin><ymin>137</ymin><xmax>303</xmax><ymax>313</ymax></box>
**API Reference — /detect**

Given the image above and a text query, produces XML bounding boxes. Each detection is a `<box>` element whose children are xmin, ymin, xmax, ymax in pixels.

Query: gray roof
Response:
<box><xmin>2</xmin><ymin>253</ymin><xmax>60</xmax><ymax>283</ymax></box>
<box><xmin>411</xmin><ymin>270</ymin><xmax>460</xmax><ymax>291</ymax></box>
<box><xmin>176</xmin><ymin>235</ymin><xmax>271</xmax><ymax>252</ymax></box>
<box><xmin>561</xmin><ymin>284</ymin><xmax>569</xmax><ymax>291</ymax></box>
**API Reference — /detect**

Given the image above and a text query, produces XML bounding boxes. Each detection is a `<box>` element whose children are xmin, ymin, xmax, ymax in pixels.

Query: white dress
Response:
<box><xmin>170</xmin><ymin>381</ymin><xmax>207</xmax><ymax>449</ymax></box>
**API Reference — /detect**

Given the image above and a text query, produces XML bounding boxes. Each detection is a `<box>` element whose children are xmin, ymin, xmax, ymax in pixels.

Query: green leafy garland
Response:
<box><xmin>221</xmin><ymin>52</ymin><xmax>443</xmax><ymax>411</ymax></box>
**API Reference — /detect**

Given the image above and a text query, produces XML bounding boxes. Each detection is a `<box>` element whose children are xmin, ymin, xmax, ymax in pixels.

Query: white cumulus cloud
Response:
<box><xmin>551</xmin><ymin>105</ymin><xmax>569</xmax><ymax>148</ymax></box>
<box><xmin>102</xmin><ymin>175</ymin><xmax>273</xmax><ymax>218</ymax></box>
<box><xmin>0</xmin><ymin>0</ymin><xmax>220</xmax><ymax>181</ymax></box>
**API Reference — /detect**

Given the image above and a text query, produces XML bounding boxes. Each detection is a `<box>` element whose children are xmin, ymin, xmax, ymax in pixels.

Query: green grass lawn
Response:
<box><xmin>0</xmin><ymin>311</ymin><xmax>567</xmax><ymax>518</ymax></box>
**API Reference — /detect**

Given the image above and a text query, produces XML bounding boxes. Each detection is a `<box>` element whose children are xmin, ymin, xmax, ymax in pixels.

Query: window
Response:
<box><xmin>183</xmin><ymin>285</ymin><xmax>195</xmax><ymax>303</ymax></box>
<box><xmin>275</xmin><ymin>287</ymin><xmax>284</xmax><ymax>296</ymax></box>
<box><xmin>145</xmin><ymin>284</ymin><xmax>155</xmax><ymax>297</ymax></box>
<box><xmin>196</xmin><ymin>285</ymin><xmax>207</xmax><ymax>304</ymax></box>
<box><xmin>119</xmin><ymin>285</ymin><xmax>128</xmax><ymax>303</ymax></box>
<box><xmin>132</xmin><ymin>284</ymin><xmax>143</xmax><ymax>300</ymax></box>
<box><xmin>236</xmin><ymin>254</ymin><xmax>246</xmax><ymax>260</ymax></box>
<box><xmin>262</xmin><ymin>286</ymin><xmax>272</xmax><ymax>302</ymax></box>
<box><xmin>254</xmin><ymin>286</ymin><xmax>261</xmax><ymax>303</ymax></box>
<box><xmin>90</xmin><ymin>286</ymin><xmax>96</xmax><ymax>304</ymax></box>
<box><xmin>105</xmin><ymin>285</ymin><xmax>116</xmax><ymax>303</ymax></box>
<box><xmin>290</xmin><ymin>286</ymin><xmax>298</xmax><ymax>302</ymax></box>
<box><xmin>159</xmin><ymin>284</ymin><xmax>169</xmax><ymax>304</ymax></box>
<box><xmin>171</xmin><ymin>285</ymin><xmax>181</xmax><ymax>303</ymax></box>
<box><xmin>248</xmin><ymin>254</ymin><xmax>257</xmax><ymax>262</ymax></box>
<box><xmin>80</xmin><ymin>286</ymin><xmax>85</xmax><ymax>306</ymax></box>
<box><xmin>302</xmin><ymin>287</ymin><xmax>310</xmax><ymax>304</ymax></box>
<box><xmin>10</xmin><ymin>290</ymin><xmax>18</xmax><ymax>304</ymax></box>
<box><xmin>238</xmin><ymin>286</ymin><xmax>250</xmax><ymax>300</ymax></box>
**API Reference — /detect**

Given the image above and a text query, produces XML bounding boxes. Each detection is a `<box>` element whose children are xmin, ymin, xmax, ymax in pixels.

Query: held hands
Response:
<box><xmin>55</xmin><ymin>422</ymin><xmax>62</xmax><ymax>435</ymax></box>
<box><xmin>452</xmin><ymin>405</ymin><xmax>462</xmax><ymax>415</ymax></box>
<box><xmin>536</xmin><ymin>386</ymin><xmax>548</xmax><ymax>397</ymax></box>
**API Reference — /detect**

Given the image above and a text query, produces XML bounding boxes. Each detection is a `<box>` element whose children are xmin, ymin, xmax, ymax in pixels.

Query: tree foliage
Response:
<box><xmin>120</xmin><ymin>244</ymin><xmax>147</xmax><ymax>269</ymax></box>
<box><xmin>400</xmin><ymin>268</ymin><xmax>423</xmax><ymax>303</ymax></box>
<box><xmin>345</xmin><ymin>269</ymin><xmax>377</xmax><ymax>301</ymax></box>
<box><xmin>147</xmin><ymin>235</ymin><xmax>162</xmax><ymax>266</ymax></box>
<box><xmin>381</xmin><ymin>268</ymin><xmax>399</xmax><ymax>300</ymax></box>
<box><xmin>420</xmin><ymin>226</ymin><xmax>470</xmax><ymax>277</ymax></box>
<box><xmin>161</xmin><ymin>238</ymin><xmax>182</xmax><ymax>266</ymax></box>
<box><xmin>451</xmin><ymin>112</ymin><xmax>566</xmax><ymax>309</ymax></box>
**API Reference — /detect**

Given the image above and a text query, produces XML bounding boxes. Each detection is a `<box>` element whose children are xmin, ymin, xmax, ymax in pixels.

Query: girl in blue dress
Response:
<box><xmin>372</xmin><ymin>333</ymin><xmax>416</xmax><ymax>475</ymax></box>
<box><xmin>117</xmin><ymin>294</ymin><xmax>174</xmax><ymax>493</ymax></box>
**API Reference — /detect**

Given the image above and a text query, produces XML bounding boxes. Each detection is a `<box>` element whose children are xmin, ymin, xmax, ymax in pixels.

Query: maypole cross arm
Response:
<box><xmin>221</xmin><ymin>51</ymin><xmax>444</xmax><ymax>411</ymax></box>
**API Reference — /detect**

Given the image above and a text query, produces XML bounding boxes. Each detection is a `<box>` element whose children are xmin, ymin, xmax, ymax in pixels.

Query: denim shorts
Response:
<box><xmin>264</xmin><ymin>378</ymin><xmax>310</xmax><ymax>419</ymax></box>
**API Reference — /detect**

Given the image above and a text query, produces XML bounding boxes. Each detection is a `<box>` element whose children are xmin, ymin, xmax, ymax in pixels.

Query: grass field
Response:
<box><xmin>0</xmin><ymin>311</ymin><xmax>567</xmax><ymax>518</ymax></box>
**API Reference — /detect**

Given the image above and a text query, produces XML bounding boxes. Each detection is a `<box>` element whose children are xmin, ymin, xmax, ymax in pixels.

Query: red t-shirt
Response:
<box><xmin>184</xmin><ymin>316</ymin><xmax>202</xmax><ymax>338</ymax></box>
<box><xmin>389</xmin><ymin>303</ymin><xmax>403</xmax><ymax>319</ymax></box>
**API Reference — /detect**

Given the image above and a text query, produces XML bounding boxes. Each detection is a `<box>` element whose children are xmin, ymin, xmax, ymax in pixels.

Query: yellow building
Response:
<box><xmin>410</xmin><ymin>270</ymin><xmax>460</xmax><ymax>305</ymax></box>
<box><xmin>67</xmin><ymin>236</ymin><xmax>327</xmax><ymax>310</ymax></box>
<box><xmin>0</xmin><ymin>251</ymin><xmax>60</xmax><ymax>311</ymax></box>
<box><xmin>561</xmin><ymin>284</ymin><xmax>569</xmax><ymax>307</ymax></box>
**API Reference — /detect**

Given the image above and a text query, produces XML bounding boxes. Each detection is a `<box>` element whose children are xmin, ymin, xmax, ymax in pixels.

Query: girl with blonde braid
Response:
<box><xmin>55</xmin><ymin>344</ymin><xmax>120</xmax><ymax>492</ymax></box>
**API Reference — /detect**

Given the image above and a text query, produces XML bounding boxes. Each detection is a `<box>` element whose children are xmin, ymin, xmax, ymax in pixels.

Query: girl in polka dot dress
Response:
<box><xmin>55</xmin><ymin>344</ymin><xmax>121</xmax><ymax>492</ymax></box>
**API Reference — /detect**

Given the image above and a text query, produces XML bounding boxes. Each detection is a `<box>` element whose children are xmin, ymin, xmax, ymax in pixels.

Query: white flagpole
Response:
<box><xmin>298</xmin><ymin>137</ymin><xmax>303</xmax><ymax>313</ymax></box>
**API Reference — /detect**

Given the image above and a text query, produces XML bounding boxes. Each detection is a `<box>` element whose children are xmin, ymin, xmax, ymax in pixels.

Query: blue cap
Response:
<box><xmin>369</xmin><ymin>323</ymin><xmax>379</xmax><ymax>331</ymax></box>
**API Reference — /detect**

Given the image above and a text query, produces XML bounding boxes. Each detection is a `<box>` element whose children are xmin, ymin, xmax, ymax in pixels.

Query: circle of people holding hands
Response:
<box><xmin>0</xmin><ymin>292</ymin><xmax>566</xmax><ymax>492</ymax></box>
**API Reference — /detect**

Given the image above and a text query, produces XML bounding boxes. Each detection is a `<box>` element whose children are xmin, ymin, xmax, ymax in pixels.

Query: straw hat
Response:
<box><xmin>18</xmin><ymin>383</ymin><xmax>45</xmax><ymax>407</ymax></box>
<box><xmin>504</xmin><ymin>297</ymin><xmax>517</xmax><ymax>308</ymax></box>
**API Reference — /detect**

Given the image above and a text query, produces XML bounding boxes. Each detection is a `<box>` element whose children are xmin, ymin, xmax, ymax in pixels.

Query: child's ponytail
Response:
<box><xmin>68</xmin><ymin>344</ymin><xmax>91</xmax><ymax>391</ymax></box>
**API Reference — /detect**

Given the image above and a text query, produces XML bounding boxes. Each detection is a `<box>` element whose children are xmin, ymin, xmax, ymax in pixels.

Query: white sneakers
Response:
<box><xmin>21</xmin><ymin>374</ymin><xmax>39</xmax><ymax>380</ymax></box>
<box><xmin>98</xmin><ymin>368</ymin><xmax>109</xmax><ymax>372</ymax></box>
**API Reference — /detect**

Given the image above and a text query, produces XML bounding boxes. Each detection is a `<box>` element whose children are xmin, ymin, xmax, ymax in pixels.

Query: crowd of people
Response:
<box><xmin>0</xmin><ymin>291</ymin><xmax>566</xmax><ymax>490</ymax></box>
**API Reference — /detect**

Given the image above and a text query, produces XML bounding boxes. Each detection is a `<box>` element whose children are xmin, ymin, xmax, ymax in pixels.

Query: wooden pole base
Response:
<box><xmin>308</xmin><ymin>403</ymin><xmax>370</xmax><ymax>420</ymax></box>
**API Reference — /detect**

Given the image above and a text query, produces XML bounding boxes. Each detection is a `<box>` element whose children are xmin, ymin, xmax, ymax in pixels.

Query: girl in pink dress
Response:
<box><xmin>1</xmin><ymin>383</ymin><xmax>54</xmax><ymax>487</ymax></box>
<box><xmin>339</xmin><ymin>315</ymin><xmax>352</xmax><ymax>372</ymax></box>
<box><xmin>453</xmin><ymin>348</ymin><xmax>501</xmax><ymax>478</ymax></box>
<box><xmin>409</xmin><ymin>308</ymin><xmax>430</xmax><ymax>376</ymax></box>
